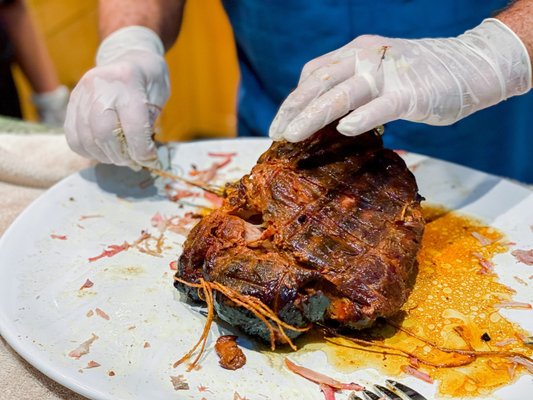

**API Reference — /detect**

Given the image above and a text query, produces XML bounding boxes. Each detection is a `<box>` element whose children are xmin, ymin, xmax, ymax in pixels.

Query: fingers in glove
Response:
<box><xmin>281</xmin><ymin>75</ymin><xmax>375</xmax><ymax>143</ymax></box>
<box><xmin>298</xmin><ymin>48</ymin><xmax>343</xmax><ymax>84</ymax></box>
<box><xmin>298</xmin><ymin>42</ymin><xmax>357</xmax><ymax>84</ymax></box>
<box><xmin>64</xmin><ymin>89</ymin><xmax>95</xmax><ymax>160</ymax></box>
<box><xmin>116</xmin><ymin>97</ymin><xmax>159</xmax><ymax>169</ymax></box>
<box><xmin>86</xmin><ymin>106</ymin><xmax>127</xmax><ymax>164</ymax></box>
<box><xmin>66</xmin><ymin>98</ymin><xmax>111</xmax><ymax>163</ymax></box>
<box><xmin>337</xmin><ymin>94</ymin><xmax>404</xmax><ymax>136</ymax></box>
<box><xmin>270</xmin><ymin>56</ymin><xmax>355</xmax><ymax>139</ymax></box>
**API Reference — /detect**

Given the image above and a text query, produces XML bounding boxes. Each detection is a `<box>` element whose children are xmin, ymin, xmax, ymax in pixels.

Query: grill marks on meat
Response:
<box><xmin>176</xmin><ymin>125</ymin><xmax>424</xmax><ymax>343</ymax></box>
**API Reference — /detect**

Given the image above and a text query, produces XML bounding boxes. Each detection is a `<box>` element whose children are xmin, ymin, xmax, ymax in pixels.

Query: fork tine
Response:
<box><xmin>362</xmin><ymin>390</ymin><xmax>381</xmax><ymax>400</ymax></box>
<box><xmin>385</xmin><ymin>380</ymin><xmax>428</xmax><ymax>400</ymax></box>
<box><xmin>374</xmin><ymin>384</ymin><xmax>402</xmax><ymax>400</ymax></box>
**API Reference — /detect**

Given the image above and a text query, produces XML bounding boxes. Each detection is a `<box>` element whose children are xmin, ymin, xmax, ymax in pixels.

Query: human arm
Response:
<box><xmin>497</xmin><ymin>0</ymin><xmax>533</xmax><ymax>61</ymax></box>
<box><xmin>65</xmin><ymin>0</ymin><xmax>185</xmax><ymax>169</ymax></box>
<box><xmin>99</xmin><ymin>0</ymin><xmax>183</xmax><ymax>49</ymax></box>
<box><xmin>0</xmin><ymin>0</ymin><xmax>68</xmax><ymax>126</ymax></box>
<box><xmin>269</xmin><ymin>0</ymin><xmax>532</xmax><ymax>142</ymax></box>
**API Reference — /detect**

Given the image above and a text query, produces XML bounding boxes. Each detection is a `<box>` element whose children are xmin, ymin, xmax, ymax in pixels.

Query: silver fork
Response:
<box><xmin>348</xmin><ymin>380</ymin><xmax>428</xmax><ymax>400</ymax></box>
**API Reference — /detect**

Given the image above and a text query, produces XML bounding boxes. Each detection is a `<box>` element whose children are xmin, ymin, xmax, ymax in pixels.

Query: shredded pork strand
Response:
<box><xmin>400</xmin><ymin>364</ymin><xmax>434</xmax><ymax>383</ymax></box>
<box><xmin>493</xmin><ymin>301</ymin><xmax>532</xmax><ymax>310</ymax></box>
<box><xmin>173</xmin><ymin>277</ymin><xmax>310</xmax><ymax>370</ymax></box>
<box><xmin>495</xmin><ymin>338</ymin><xmax>518</xmax><ymax>347</ymax></box>
<box><xmin>511</xmin><ymin>249</ymin><xmax>533</xmax><ymax>265</ymax></box>
<box><xmin>95</xmin><ymin>308</ymin><xmax>110</xmax><ymax>320</ymax></box>
<box><xmin>84</xmin><ymin>360</ymin><xmax>101</xmax><ymax>369</ymax></box>
<box><xmin>284</xmin><ymin>358</ymin><xmax>363</xmax><ymax>391</ymax></box>
<box><xmin>68</xmin><ymin>333</ymin><xmax>98</xmax><ymax>359</ymax></box>
<box><xmin>170</xmin><ymin>375</ymin><xmax>190</xmax><ymax>391</ymax></box>
<box><xmin>145</xmin><ymin>167</ymin><xmax>225</xmax><ymax>197</ymax></box>
<box><xmin>508</xmin><ymin>356</ymin><xmax>533</xmax><ymax>373</ymax></box>
<box><xmin>172</xmin><ymin>279</ymin><xmax>215</xmax><ymax>371</ymax></box>
<box><xmin>88</xmin><ymin>230</ymin><xmax>169</xmax><ymax>262</ymax></box>
<box><xmin>471</xmin><ymin>231</ymin><xmax>493</xmax><ymax>246</ymax></box>
<box><xmin>319</xmin><ymin>383</ymin><xmax>337</xmax><ymax>400</ymax></box>
<box><xmin>472</xmin><ymin>252</ymin><xmax>494</xmax><ymax>274</ymax></box>
<box><xmin>79</xmin><ymin>279</ymin><xmax>94</xmax><ymax>290</ymax></box>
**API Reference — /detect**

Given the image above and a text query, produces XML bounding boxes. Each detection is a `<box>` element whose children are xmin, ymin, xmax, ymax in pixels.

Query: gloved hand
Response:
<box><xmin>32</xmin><ymin>85</ymin><xmax>69</xmax><ymax>128</ymax></box>
<box><xmin>64</xmin><ymin>26</ymin><xmax>170</xmax><ymax>169</ymax></box>
<box><xmin>269</xmin><ymin>18</ymin><xmax>532</xmax><ymax>142</ymax></box>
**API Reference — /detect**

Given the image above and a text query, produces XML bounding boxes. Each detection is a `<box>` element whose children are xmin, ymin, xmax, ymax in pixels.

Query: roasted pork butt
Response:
<box><xmin>175</xmin><ymin>124</ymin><xmax>425</xmax><ymax>343</ymax></box>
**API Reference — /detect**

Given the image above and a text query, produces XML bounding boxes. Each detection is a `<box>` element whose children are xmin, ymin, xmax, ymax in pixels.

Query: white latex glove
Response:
<box><xmin>65</xmin><ymin>26</ymin><xmax>170</xmax><ymax>169</ymax></box>
<box><xmin>269</xmin><ymin>18</ymin><xmax>532</xmax><ymax>142</ymax></box>
<box><xmin>31</xmin><ymin>85</ymin><xmax>69</xmax><ymax>128</ymax></box>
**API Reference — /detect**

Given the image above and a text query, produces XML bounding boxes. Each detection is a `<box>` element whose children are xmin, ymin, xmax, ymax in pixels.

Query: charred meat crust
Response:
<box><xmin>175</xmin><ymin>124</ymin><xmax>424</xmax><ymax>342</ymax></box>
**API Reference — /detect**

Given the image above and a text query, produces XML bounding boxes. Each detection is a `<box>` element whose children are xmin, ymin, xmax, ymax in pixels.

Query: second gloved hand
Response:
<box><xmin>269</xmin><ymin>19</ymin><xmax>531</xmax><ymax>142</ymax></box>
<box><xmin>65</xmin><ymin>26</ymin><xmax>170</xmax><ymax>169</ymax></box>
<box><xmin>32</xmin><ymin>85</ymin><xmax>69</xmax><ymax>128</ymax></box>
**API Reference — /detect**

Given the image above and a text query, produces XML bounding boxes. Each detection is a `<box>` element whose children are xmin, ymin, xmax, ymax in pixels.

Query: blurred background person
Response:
<box><xmin>0</xmin><ymin>0</ymin><xmax>68</xmax><ymax>127</ymax></box>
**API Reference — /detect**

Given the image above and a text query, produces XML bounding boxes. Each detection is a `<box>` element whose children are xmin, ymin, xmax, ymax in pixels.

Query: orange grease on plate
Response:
<box><xmin>321</xmin><ymin>207</ymin><xmax>532</xmax><ymax>398</ymax></box>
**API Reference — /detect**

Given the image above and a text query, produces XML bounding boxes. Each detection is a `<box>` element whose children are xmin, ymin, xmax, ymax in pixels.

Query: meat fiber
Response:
<box><xmin>215</xmin><ymin>335</ymin><xmax>246</xmax><ymax>370</ymax></box>
<box><xmin>175</xmin><ymin>124</ymin><xmax>425</xmax><ymax>343</ymax></box>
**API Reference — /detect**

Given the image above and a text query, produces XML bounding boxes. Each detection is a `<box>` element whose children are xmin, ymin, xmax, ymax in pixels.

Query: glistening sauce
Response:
<box><xmin>317</xmin><ymin>206</ymin><xmax>532</xmax><ymax>397</ymax></box>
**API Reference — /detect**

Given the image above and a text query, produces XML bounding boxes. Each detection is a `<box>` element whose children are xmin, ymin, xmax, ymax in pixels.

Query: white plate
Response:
<box><xmin>0</xmin><ymin>138</ymin><xmax>532</xmax><ymax>400</ymax></box>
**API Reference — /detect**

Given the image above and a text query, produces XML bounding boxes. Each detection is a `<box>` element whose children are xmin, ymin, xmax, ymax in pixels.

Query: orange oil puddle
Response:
<box><xmin>309</xmin><ymin>206</ymin><xmax>532</xmax><ymax>398</ymax></box>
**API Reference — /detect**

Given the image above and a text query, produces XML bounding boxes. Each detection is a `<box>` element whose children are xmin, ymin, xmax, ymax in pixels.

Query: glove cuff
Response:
<box><xmin>31</xmin><ymin>84</ymin><xmax>69</xmax><ymax>108</ymax></box>
<box><xmin>96</xmin><ymin>26</ymin><xmax>165</xmax><ymax>66</ymax></box>
<box><xmin>31</xmin><ymin>85</ymin><xmax>70</xmax><ymax>127</ymax></box>
<box><xmin>462</xmin><ymin>18</ymin><xmax>531</xmax><ymax>101</ymax></box>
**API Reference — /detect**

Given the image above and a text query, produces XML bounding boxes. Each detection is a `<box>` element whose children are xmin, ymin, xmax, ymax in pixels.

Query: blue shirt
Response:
<box><xmin>222</xmin><ymin>0</ymin><xmax>533</xmax><ymax>182</ymax></box>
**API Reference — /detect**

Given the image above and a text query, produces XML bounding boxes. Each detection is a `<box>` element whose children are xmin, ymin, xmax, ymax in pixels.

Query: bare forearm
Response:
<box><xmin>0</xmin><ymin>0</ymin><xmax>59</xmax><ymax>93</ymax></box>
<box><xmin>497</xmin><ymin>0</ymin><xmax>533</xmax><ymax>62</ymax></box>
<box><xmin>99</xmin><ymin>0</ymin><xmax>184</xmax><ymax>51</ymax></box>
